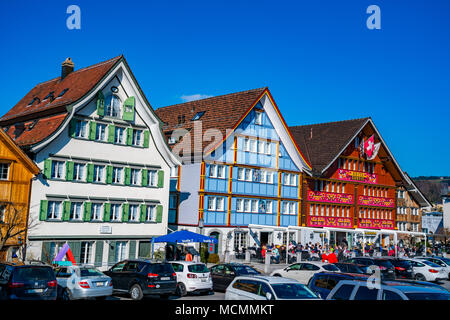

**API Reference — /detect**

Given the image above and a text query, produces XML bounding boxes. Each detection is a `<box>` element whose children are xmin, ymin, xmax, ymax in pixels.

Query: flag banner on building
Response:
<box><xmin>367</xmin><ymin>142</ymin><xmax>381</xmax><ymax>160</ymax></box>
<box><xmin>359</xmin><ymin>136</ymin><xmax>365</xmax><ymax>157</ymax></box>
<box><xmin>364</xmin><ymin>135</ymin><xmax>375</xmax><ymax>158</ymax></box>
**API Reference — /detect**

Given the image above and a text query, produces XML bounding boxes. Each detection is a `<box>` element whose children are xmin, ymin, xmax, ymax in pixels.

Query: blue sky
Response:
<box><xmin>0</xmin><ymin>0</ymin><xmax>449</xmax><ymax>176</ymax></box>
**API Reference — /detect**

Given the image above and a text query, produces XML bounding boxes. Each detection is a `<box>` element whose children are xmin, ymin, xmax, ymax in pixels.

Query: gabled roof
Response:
<box><xmin>0</xmin><ymin>128</ymin><xmax>39</xmax><ymax>175</ymax></box>
<box><xmin>290</xmin><ymin>118</ymin><xmax>370</xmax><ymax>173</ymax></box>
<box><xmin>403</xmin><ymin>172</ymin><xmax>433</xmax><ymax>208</ymax></box>
<box><xmin>155</xmin><ymin>87</ymin><xmax>267</xmax><ymax>154</ymax></box>
<box><xmin>0</xmin><ymin>56</ymin><xmax>122</xmax><ymax>147</ymax></box>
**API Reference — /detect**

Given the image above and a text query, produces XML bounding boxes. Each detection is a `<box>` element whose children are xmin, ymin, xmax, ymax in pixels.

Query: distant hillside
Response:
<box><xmin>412</xmin><ymin>177</ymin><xmax>450</xmax><ymax>205</ymax></box>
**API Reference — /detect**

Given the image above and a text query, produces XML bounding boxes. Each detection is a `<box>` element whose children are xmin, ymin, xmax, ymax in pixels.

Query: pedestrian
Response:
<box><xmin>185</xmin><ymin>250</ymin><xmax>193</xmax><ymax>261</ymax></box>
<box><xmin>328</xmin><ymin>250</ymin><xmax>338</xmax><ymax>263</ymax></box>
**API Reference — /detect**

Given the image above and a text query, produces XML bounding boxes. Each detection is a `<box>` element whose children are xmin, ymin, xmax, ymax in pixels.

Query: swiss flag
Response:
<box><xmin>364</xmin><ymin>135</ymin><xmax>375</xmax><ymax>158</ymax></box>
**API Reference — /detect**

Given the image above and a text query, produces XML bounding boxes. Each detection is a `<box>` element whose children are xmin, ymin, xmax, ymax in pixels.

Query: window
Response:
<box><xmin>70</xmin><ymin>202</ymin><xmax>83</xmax><ymax>221</ymax></box>
<box><xmin>265</xmin><ymin>142</ymin><xmax>271</xmax><ymax>155</ymax></box>
<box><xmin>244</xmin><ymin>199</ymin><xmax>251</xmax><ymax>212</ymax></box>
<box><xmin>95</xmin><ymin>123</ymin><xmax>107</xmax><ymax>141</ymax></box>
<box><xmin>75</xmin><ymin>120</ymin><xmax>87</xmax><ymax>138</ymax></box>
<box><xmin>148</xmin><ymin>170</ymin><xmax>158</xmax><ymax>186</ymax></box>
<box><xmin>208</xmin><ymin>197</ymin><xmax>216</xmax><ymax>211</ymax></box>
<box><xmin>93</xmin><ymin>165</ymin><xmax>105</xmax><ymax>183</ymax></box>
<box><xmin>191</xmin><ymin>111</ymin><xmax>205</xmax><ymax>121</ymax></box>
<box><xmin>267</xmin><ymin>171</ymin><xmax>274</xmax><ymax>184</ymax></box>
<box><xmin>208</xmin><ymin>164</ymin><xmax>217</xmax><ymax>178</ymax></box>
<box><xmin>251</xmin><ymin>200</ymin><xmax>258</xmax><ymax>213</ymax></box>
<box><xmin>0</xmin><ymin>205</ymin><xmax>5</xmax><ymax>222</ymax></box>
<box><xmin>111</xmin><ymin>204</ymin><xmax>121</xmax><ymax>221</ymax></box>
<box><xmin>115</xmin><ymin>127</ymin><xmax>125</xmax><ymax>144</ymax></box>
<box><xmin>132</xmin><ymin>129</ymin><xmax>142</xmax><ymax>146</ymax></box>
<box><xmin>80</xmin><ymin>242</ymin><xmax>93</xmax><ymax>264</ymax></box>
<box><xmin>47</xmin><ymin>201</ymin><xmax>62</xmax><ymax>220</ymax></box>
<box><xmin>249</xmin><ymin>139</ymin><xmax>257</xmax><ymax>153</ymax></box>
<box><xmin>331</xmin><ymin>284</ymin><xmax>355</xmax><ymax>300</ymax></box>
<box><xmin>255</xmin><ymin>111</ymin><xmax>262</xmax><ymax>125</ymax></box>
<box><xmin>216</xmin><ymin>197</ymin><xmax>225</xmax><ymax>211</ymax></box>
<box><xmin>51</xmin><ymin>161</ymin><xmax>64</xmax><ymax>179</ymax></box>
<box><xmin>146</xmin><ymin>205</ymin><xmax>156</xmax><ymax>222</ymax></box>
<box><xmin>237</xmin><ymin>168</ymin><xmax>245</xmax><ymax>181</ymax></box>
<box><xmin>266</xmin><ymin>200</ymin><xmax>273</xmax><ymax>213</ymax></box>
<box><xmin>105</xmin><ymin>94</ymin><xmax>121</xmax><ymax>118</ymax></box>
<box><xmin>130</xmin><ymin>168</ymin><xmax>140</xmax><ymax>185</ymax></box>
<box><xmin>129</xmin><ymin>204</ymin><xmax>139</xmax><ymax>222</ymax></box>
<box><xmin>0</xmin><ymin>163</ymin><xmax>9</xmax><ymax>181</ymax></box>
<box><xmin>112</xmin><ymin>167</ymin><xmax>123</xmax><ymax>184</ymax></box>
<box><xmin>217</xmin><ymin>165</ymin><xmax>225</xmax><ymax>179</ymax></box>
<box><xmin>243</xmin><ymin>138</ymin><xmax>250</xmax><ymax>152</ymax></box>
<box><xmin>354</xmin><ymin>286</ymin><xmax>379</xmax><ymax>300</ymax></box>
<box><xmin>115</xmin><ymin>242</ymin><xmax>127</xmax><ymax>263</ymax></box>
<box><xmin>245</xmin><ymin>168</ymin><xmax>252</xmax><ymax>181</ymax></box>
<box><xmin>57</xmin><ymin>88</ymin><xmax>69</xmax><ymax>98</ymax></box>
<box><xmin>91</xmin><ymin>203</ymin><xmax>103</xmax><ymax>221</ymax></box>
<box><xmin>236</xmin><ymin>199</ymin><xmax>244</xmax><ymax>212</ymax></box>
<box><xmin>73</xmin><ymin>163</ymin><xmax>85</xmax><ymax>181</ymax></box>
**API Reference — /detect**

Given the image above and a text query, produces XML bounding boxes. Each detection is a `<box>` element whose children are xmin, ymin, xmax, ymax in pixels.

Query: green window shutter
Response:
<box><xmin>65</xmin><ymin>161</ymin><xmax>74</xmax><ymax>181</ymax></box>
<box><xmin>157</xmin><ymin>170</ymin><xmax>164</xmax><ymax>188</ymax></box>
<box><xmin>108</xmin><ymin>124</ymin><xmax>115</xmax><ymax>143</ymax></box>
<box><xmin>124</xmin><ymin>167</ymin><xmax>131</xmax><ymax>185</ymax></box>
<box><xmin>83</xmin><ymin>202</ymin><xmax>92</xmax><ymax>222</ymax></box>
<box><xmin>86</xmin><ymin>164</ymin><xmax>94</xmax><ymax>182</ymax></box>
<box><xmin>97</xmin><ymin>91</ymin><xmax>105</xmax><ymax>116</ymax></box>
<box><xmin>143</xmin><ymin>130</ymin><xmax>150</xmax><ymax>148</ymax></box>
<box><xmin>128</xmin><ymin>241</ymin><xmax>137</xmax><ymax>259</ymax></box>
<box><xmin>126</xmin><ymin>127</ymin><xmax>133</xmax><ymax>146</ymax></box>
<box><xmin>106</xmin><ymin>165</ymin><xmax>113</xmax><ymax>184</ymax></box>
<box><xmin>138</xmin><ymin>241</ymin><xmax>151</xmax><ymax>259</ymax></box>
<box><xmin>43</xmin><ymin>159</ymin><xmax>52</xmax><ymax>179</ymax></box>
<box><xmin>156</xmin><ymin>205</ymin><xmax>163</xmax><ymax>223</ymax></box>
<box><xmin>68</xmin><ymin>241</ymin><xmax>81</xmax><ymax>264</ymax></box>
<box><xmin>108</xmin><ymin>241</ymin><xmax>116</xmax><ymax>265</ymax></box>
<box><xmin>69</xmin><ymin>118</ymin><xmax>77</xmax><ymax>137</ymax></box>
<box><xmin>140</xmin><ymin>204</ymin><xmax>147</xmax><ymax>222</ymax></box>
<box><xmin>39</xmin><ymin>200</ymin><xmax>48</xmax><ymax>221</ymax></box>
<box><xmin>95</xmin><ymin>241</ymin><xmax>104</xmax><ymax>268</ymax></box>
<box><xmin>89</xmin><ymin>121</ymin><xmax>97</xmax><ymax>140</ymax></box>
<box><xmin>122</xmin><ymin>203</ymin><xmax>129</xmax><ymax>222</ymax></box>
<box><xmin>141</xmin><ymin>169</ymin><xmax>148</xmax><ymax>186</ymax></box>
<box><xmin>62</xmin><ymin>201</ymin><xmax>71</xmax><ymax>221</ymax></box>
<box><xmin>122</xmin><ymin>96</ymin><xmax>135</xmax><ymax>121</ymax></box>
<box><xmin>103</xmin><ymin>203</ymin><xmax>111</xmax><ymax>222</ymax></box>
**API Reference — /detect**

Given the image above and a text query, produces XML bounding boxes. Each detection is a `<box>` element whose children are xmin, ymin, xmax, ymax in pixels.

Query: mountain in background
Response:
<box><xmin>412</xmin><ymin>176</ymin><xmax>450</xmax><ymax>205</ymax></box>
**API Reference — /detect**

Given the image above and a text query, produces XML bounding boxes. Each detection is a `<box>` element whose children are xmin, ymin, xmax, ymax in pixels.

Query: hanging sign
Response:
<box><xmin>358</xmin><ymin>218</ymin><xmax>394</xmax><ymax>230</ymax></box>
<box><xmin>358</xmin><ymin>195</ymin><xmax>395</xmax><ymax>208</ymax></box>
<box><xmin>308</xmin><ymin>216</ymin><xmax>353</xmax><ymax>229</ymax></box>
<box><xmin>308</xmin><ymin>191</ymin><xmax>354</xmax><ymax>204</ymax></box>
<box><xmin>337</xmin><ymin>169</ymin><xmax>377</xmax><ymax>184</ymax></box>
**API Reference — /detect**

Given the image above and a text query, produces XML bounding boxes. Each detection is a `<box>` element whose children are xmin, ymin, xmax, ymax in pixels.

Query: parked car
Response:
<box><xmin>344</xmin><ymin>257</ymin><xmax>396</xmax><ymax>280</ymax></box>
<box><xmin>270</xmin><ymin>262</ymin><xmax>340</xmax><ymax>284</ymax></box>
<box><xmin>104</xmin><ymin>259</ymin><xmax>177</xmax><ymax>300</ymax></box>
<box><xmin>417</xmin><ymin>256</ymin><xmax>450</xmax><ymax>280</ymax></box>
<box><xmin>0</xmin><ymin>262</ymin><xmax>57</xmax><ymax>300</ymax></box>
<box><xmin>55</xmin><ymin>265</ymin><xmax>113</xmax><ymax>300</ymax></box>
<box><xmin>170</xmin><ymin>261</ymin><xmax>213</xmax><ymax>296</ymax></box>
<box><xmin>402</xmin><ymin>258</ymin><xmax>447</xmax><ymax>282</ymax></box>
<box><xmin>381</xmin><ymin>257</ymin><xmax>414</xmax><ymax>279</ymax></box>
<box><xmin>332</xmin><ymin>263</ymin><xmax>368</xmax><ymax>274</ymax></box>
<box><xmin>307</xmin><ymin>272</ymin><xmax>370</xmax><ymax>299</ymax></box>
<box><xmin>225</xmin><ymin>275</ymin><xmax>320</xmax><ymax>300</ymax></box>
<box><xmin>209</xmin><ymin>263</ymin><xmax>260</xmax><ymax>292</ymax></box>
<box><xmin>326</xmin><ymin>279</ymin><xmax>450</xmax><ymax>300</ymax></box>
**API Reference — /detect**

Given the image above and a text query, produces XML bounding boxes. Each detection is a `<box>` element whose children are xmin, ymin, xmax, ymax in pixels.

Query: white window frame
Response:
<box><xmin>47</xmin><ymin>201</ymin><xmax>62</xmax><ymax>220</ymax></box>
<box><xmin>111</xmin><ymin>203</ymin><xmax>121</xmax><ymax>222</ymax></box>
<box><xmin>51</xmin><ymin>161</ymin><xmax>65</xmax><ymax>179</ymax></box>
<box><xmin>70</xmin><ymin>202</ymin><xmax>83</xmax><ymax>221</ymax></box>
<box><xmin>91</xmin><ymin>203</ymin><xmax>103</xmax><ymax>221</ymax></box>
<box><xmin>115</xmin><ymin>126</ymin><xmax>125</xmax><ymax>144</ymax></box>
<box><xmin>95</xmin><ymin>123</ymin><xmax>107</xmax><ymax>141</ymax></box>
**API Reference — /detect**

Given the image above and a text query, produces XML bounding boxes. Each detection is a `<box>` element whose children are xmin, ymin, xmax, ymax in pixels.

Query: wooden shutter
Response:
<box><xmin>65</xmin><ymin>161</ymin><xmax>74</xmax><ymax>181</ymax></box>
<box><xmin>83</xmin><ymin>202</ymin><xmax>92</xmax><ymax>222</ymax></box>
<box><xmin>108</xmin><ymin>124</ymin><xmax>115</xmax><ymax>143</ymax></box>
<box><xmin>122</xmin><ymin>96</ymin><xmax>135</xmax><ymax>121</ymax></box>
<box><xmin>138</xmin><ymin>241</ymin><xmax>151</xmax><ymax>259</ymax></box>
<box><xmin>39</xmin><ymin>200</ymin><xmax>48</xmax><ymax>221</ymax></box>
<box><xmin>69</xmin><ymin>118</ymin><xmax>77</xmax><ymax>137</ymax></box>
<box><xmin>143</xmin><ymin>130</ymin><xmax>150</xmax><ymax>148</ymax></box>
<box><xmin>97</xmin><ymin>91</ymin><xmax>105</xmax><ymax>116</ymax></box>
<box><xmin>95</xmin><ymin>241</ymin><xmax>104</xmax><ymax>268</ymax></box>
<box><xmin>43</xmin><ymin>159</ymin><xmax>52</xmax><ymax>179</ymax></box>
<box><xmin>156</xmin><ymin>205</ymin><xmax>163</xmax><ymax>223</ymax></box>
<box><xmin>141</xmin><ymin>169</ymin><xmax>148</xmax><ymax>186</ymax></box>
<box><xmin>124</xmin><ymin>167</ymin><xmax>131</xmax><ymax>185</ymax></box>
<box><xmin>86</xmin><ymin>164</ymin><xmax>94</xmax><ymax>182</ymax></box>
<box><xmin>106</xmin><ymin>165</ymin><xmax>113</xmax><ymax>184</ymax></box>
<box><xmin>103</xmin><ymin>203</ymin><xmax>111</xmax><ymax>222</ymax></box>
<box><xmin>140</xmin><ymin>204</ymin><xmax>147</xmax><ymax>222</ymax></box>
<box><xmin>108</xmin><ymin>241</ymin><xmax>116</xmax><ymax>266</ymax></box>
<box><xmin>157</xmin><ymin>170</ymin><xmax>164</xmax><ymax>188</ymax></box>
<box><xmin>62</xmin><ymin>201</ymin><xmax>71</xmax><ymax>221</ymax></box>
<box><xmin>68</xmin><ymin>241</ymin><xmax>81</xmax><ymax>264</ymax></box>
<box><xmin>89</xmin><ymin>121</ymin><xmax>97</xmax><ymax>140</ymax></box>
<box><xmin>128</xmin><ymin>241</ymin><xmax>136</xmax><ymax>259</ymax></box>
<box><xmin>126</xmin><ymin>127</ymin><xmax>133</xmax><ymax>146</ymax></box>
<box><xmin>41</xmin><ymin>242</ymin><xmax>52</xmax><ymax>263</ymax></box>
<box><xmin>122</xmin><ymin>203</ymin><xmax>129</xmax><ymax>222</ymax></box>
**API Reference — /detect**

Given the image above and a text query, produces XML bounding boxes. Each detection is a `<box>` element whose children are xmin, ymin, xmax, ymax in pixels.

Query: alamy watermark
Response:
<box><xmin>66</xmin><ymin>5</ymin><xmax>81</xmax><ymax>30</ymax></box>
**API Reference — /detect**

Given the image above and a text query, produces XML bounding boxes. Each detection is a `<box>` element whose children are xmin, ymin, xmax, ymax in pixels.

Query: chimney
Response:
<box><xmin>61</xmin><ymin>57</ymin><xmax>74</xmax><ymax>80</ymax></box>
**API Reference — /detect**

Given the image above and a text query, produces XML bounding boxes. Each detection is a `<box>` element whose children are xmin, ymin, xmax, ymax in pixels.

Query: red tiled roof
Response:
<box><xmin>0</xmin><ymin>56</ymin><xmax>123</xmax><ymax>147</ymax></box>
<box><xmin>155</xmin><ymin>88</ymin><xmax>267</xmax><ymax>155</ymax></box>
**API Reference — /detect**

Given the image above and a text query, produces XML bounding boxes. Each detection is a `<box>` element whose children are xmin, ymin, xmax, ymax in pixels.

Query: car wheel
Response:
<box><xmin>61</xmin><ymin>288</ymin><xmax>72</xmax><ymax>301</ymax></box>
<box><xmin>415</xmin><ymin>274</ymin><xmax>426</xmax><ymax>281</ymax></box>
<box><xmin>129</xmin><ymin>284</ymin><xmax>144</xmax><ymax>301</ymax></box>
<box><xmin>176</xmin><ymin>282</ymin><xmax>187</xmax><ymax>297</ymax></box>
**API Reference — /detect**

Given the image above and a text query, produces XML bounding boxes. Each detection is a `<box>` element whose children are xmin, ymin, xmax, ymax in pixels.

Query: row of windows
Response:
<box><xmin>397</xmin><ymin>222</ymin><xmax>419</xmax><ymax>232</ymax></box>
<box><xmin>309</xmin><ymin>204</ymin><xmax>351</xmax><ymax>218</ymax></box>
<box><xmin>358</xmin><ymin>208</ymin><xmax>393</xmax><ymax>220</ymax></box>
<box><xmin>242</xmin><ymin>137</ymin><xmax>273</xmax><ymax>155</ymax></box>
<box><xmin>397</xmin><ymin>207</ymin><xmax>419</xmax><ymax>216</ymax></box>
<box><xmin>314</xmin><ymin>180</ymin><xmax>347</xmax><ymax>193</ymax></box>
<box><xmin>237</xmin><ymin>167</ymin><xmax>275</xmax><ymax>184</ymax></box>
<box><xmin>42</xmin><ymin>200</ymin><xmax>160</xmax><ymax>223</ymax></box>
<box><xmin>363</xmin><ymin>186</ymin><xmax>389</xmax><ymax>198</ymax></box>
<box><xmin>46</xmin><ymin>159</ymin><xmax>162</xmax><ymax>187</ymax></box>
<box><xmin>207</xmin><ymin>197</ymin><xmax>297</xmax><ymax>215</ymax></box>
<box><xmin>338</xmin><ymin>158</ymin><xmax>375</xmax><ymax>174</ymax></box>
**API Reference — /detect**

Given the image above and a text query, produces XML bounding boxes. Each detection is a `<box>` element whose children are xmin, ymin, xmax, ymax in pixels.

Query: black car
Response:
<box><xmin>333</xmin><ymin>263</ymin><xmax>368</xmax><ymax>274</ymax></box>
<box><xmin>0</xmin><ymin>262</ymin><xmax>57</xmax><ymax>300</ymax></box>
<box><xmin>344</xmin><ymin>257</ymin><xmax>396</xmax><ymax>280</ymax></box>
<box><xmin>104</xmin><ymin>259</ymin><xmax>177</xmax><ymax>300</ymax></box>
<box><xmin>383</xmin><ymin>257</ymin><xmax>414</xmax><ymax>279</ymax></box>
<box><xmin>209</xmin><ymin>263</ymin><xmax>261</xmax><ymax>292</ymax></box>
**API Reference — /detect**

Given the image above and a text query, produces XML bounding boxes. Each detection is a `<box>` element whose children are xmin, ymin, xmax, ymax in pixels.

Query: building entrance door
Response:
<box><xmin>260</xmin><ymin>232</ymin><xmax>272</xmax><ymax>246</ymax></box>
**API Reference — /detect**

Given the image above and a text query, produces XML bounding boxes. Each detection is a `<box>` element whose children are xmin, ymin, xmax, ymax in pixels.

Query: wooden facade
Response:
<box><xmin>0</xmin><ymin>130</ymin><xmax>39</xmax><ymax>262</ymax></box>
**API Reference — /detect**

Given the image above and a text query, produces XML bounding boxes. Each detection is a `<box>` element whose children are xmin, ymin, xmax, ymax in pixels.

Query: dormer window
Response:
<box><xmin>191</xmin><ymin>111</ymin><xmax>205</xmax><ymax>121</ymax></box>
<box><xmin>255</xmin><ymin>111</ymin><xmax>263</xmax><ymax>125</ymax></box>
<box><xmin>57</xmin><ymin>88</ymin><xmax>69</xmax><ymax>98</ymax></box>
<box><xmin>43</xmin><ymin>91</ymin><xmax>55</xmax><ymax>101</ymax></box>
<box><xmin>105</xmin><ymin>94</ymin><xmax>122</xmax><ymax>118</ymax></box>
<box><xmin>28</xmin><ymin>97</ymin><xmax>40</xmax><ymax>106</ymax></box>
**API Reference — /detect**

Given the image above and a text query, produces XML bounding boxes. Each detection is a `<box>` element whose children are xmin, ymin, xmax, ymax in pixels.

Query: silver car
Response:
<box><xmin>55</xmin><ymin>265</ymin><xmax>113</xmax><ymax>300</ymax></box>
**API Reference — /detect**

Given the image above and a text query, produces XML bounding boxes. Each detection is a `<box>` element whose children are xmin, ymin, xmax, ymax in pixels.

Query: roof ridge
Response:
<box><xmin>290</xmin><ymin>117</ymin><xmax>371</xmax><ymax>130</ymax></box>
<box><xmin>156</xmin><ymin>87</ymin><xmax>267</xmax><ymax>110</ymax></box>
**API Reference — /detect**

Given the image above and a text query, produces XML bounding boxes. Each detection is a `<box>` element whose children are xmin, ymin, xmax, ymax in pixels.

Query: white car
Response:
<box><xmin>225</xmin><ymin>275</ymin><xmax>320</xmax><ymax>300</ymax></box>
<box><xmin>169</xmin><ymin>261</ymin><xmax>213</xmax><ymax>296</ymax></box>
<box><xmin>417</xmin><ymin>257</ymin><xmax>450</xmax><ymax>280</ymax></box>
<box><xmin>270</xmin><ymin>262</ymin><xmax>340</xmax><ymax>284</ymax></box>
<box><xmin>403</xmin><ymin>258</ymin><xmax>447</xmax><ymax>282</ymax></box>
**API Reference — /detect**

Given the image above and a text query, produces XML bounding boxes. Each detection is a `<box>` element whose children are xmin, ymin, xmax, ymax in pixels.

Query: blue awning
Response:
<box><xmin>153</xmin><ymin>230</ymin><xmax>218</xmax><ymax>244</ymax></box>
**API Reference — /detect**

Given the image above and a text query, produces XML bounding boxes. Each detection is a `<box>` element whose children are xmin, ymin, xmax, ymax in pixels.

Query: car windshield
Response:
<box><xmin>79</xmin><ymin>268</ymin><xmax>104</xmax><ymax>277</ymax></box>
<box><xmin>405</xmin><ymin>292</ymin><xmax>450</xmax><ymax>300</ymax></box>
<box><xmin>375</xmin><ymin>260</ymin><xmax>394</xmax><ymax>269</ymax></box>
<box><xmin>233</xmin><ymin>266</ymin><xmax>260</xmax><ymax>275</ymax></box>
<box><xmin>14</xmin><ymin>267</ymin><xmax>54</xmax><ymax>280</ymax></box>
<box><xmin>323</xmin><ymin>264</ymin><xmax>339</xmax><ymax>272</ymax></box>
<box><xmin>421</xmin><ymin>260</ymin><xmax>442</xmax><ymax>268</ymax></box>
<box><xmin>271</xmin><ymin>283</ymin><xmax>318</xmax><ymax>300</ymax></box>
<box><xmin>187</xmin><ymin>264</ymin><xmax>209</xmax><ymax>273</ymax></box>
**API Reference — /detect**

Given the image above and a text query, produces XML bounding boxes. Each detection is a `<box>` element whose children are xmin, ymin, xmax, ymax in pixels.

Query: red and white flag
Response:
<box><xmin>368</xmin><ymin>142</ymin><xmax>381</xmax><ymax>160</ymax></box>
<box><xmin>364</xmin><ymin>135</ymin><xmax>375</xmax><ymax>158</ymax></box>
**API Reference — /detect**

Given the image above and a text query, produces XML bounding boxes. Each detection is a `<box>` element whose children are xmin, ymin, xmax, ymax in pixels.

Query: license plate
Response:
<box><xmin>27</xmin><ymin>289</ymin><xmax>44</xmax><ymax>294</ymax></box>
<box><xmin>160</xmin><ymin>277</ymin><xmax>170</xmax><ymax>281</ymax></box>
<box><xmin>96</xmin><ymin>282</ymin><xmax>105</xmax><ymax>287</ymax></box>
<box><xmin>201</xmin><ymin>279</ymin><xmax>207</xmax><ymax>282</ymax></box>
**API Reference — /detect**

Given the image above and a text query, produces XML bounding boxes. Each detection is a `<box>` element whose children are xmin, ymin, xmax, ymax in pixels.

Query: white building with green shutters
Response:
<box><xmin>0</xmin><ymin>56</ymin><xmax>180</xmax><ymax>269</ymax></box>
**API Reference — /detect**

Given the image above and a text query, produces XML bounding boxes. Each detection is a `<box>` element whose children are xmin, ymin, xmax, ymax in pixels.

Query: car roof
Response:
<box><xmin>337</xmin><ymin>279</ymin><xmax>448</xmax><ymax>293</ymax></box>
<box><xmin>169</xmin><ymin>261</ymin><xmax>206</xmax><ymax>265</ymax></box>
<box><xmin>314</xmin><ymin>271</ymin><xmax>369</xmax><ymax>279</ymax></box>
<box><xmin>234</xmin><ymin>275</ymin><xmax>301</xmax><ymax>284</ymax></box>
